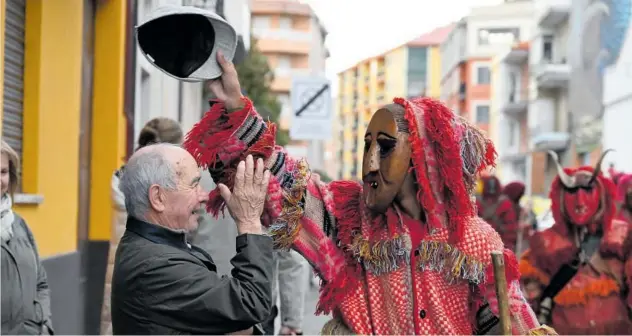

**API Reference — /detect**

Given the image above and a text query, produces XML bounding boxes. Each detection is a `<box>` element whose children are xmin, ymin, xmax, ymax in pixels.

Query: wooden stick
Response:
<box><xmin>491</xmin><ymin>251</ymin><xmax>512</xmax><ymax>335</ymax></box>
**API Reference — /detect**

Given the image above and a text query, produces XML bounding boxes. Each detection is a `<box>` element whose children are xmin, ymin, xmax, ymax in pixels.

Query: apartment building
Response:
<box><xmin>250</xmin><ymin>0</ymin><xmax>331</xmax><ymax>174</ymax></box>
<box><xmin>440</xmin><ymin>0</ymin><xmax>535</xmax><ymax>139</ymax></box>
<box><xmin>602</xmin><ymin>6</ymin><xmax>632</xmax><ymax>172</ymax></box>
<box><xmin>336</xmin><ymin>25</ymin><xmax>453</xmax><ymax>180</ymax></box>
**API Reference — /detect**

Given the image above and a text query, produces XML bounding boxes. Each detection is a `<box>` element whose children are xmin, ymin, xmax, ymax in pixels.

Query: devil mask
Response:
<box><xmin>362</xmin><ymin>104</ymin><xmax>413</xmax><ymax>213</ymax></box>
<box><xmin>548</xmin><ymin>150</ymin><xmax>613</xmax><ymax>232</ymax></box>
<box><xmin>481</xmin><ymin>175</ymin><xmax>502</xmax><ymax>198</ymax></box>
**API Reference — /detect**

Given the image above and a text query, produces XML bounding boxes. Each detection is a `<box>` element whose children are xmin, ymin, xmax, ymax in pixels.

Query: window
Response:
<box><xmin>277</xmin><ymin>55</ymin><xmax>291</xmax><ymax>70</ymax></box>
<box><xmin>579</xmin><ymin>152</ymin><xmax>591</xmax><ymax>166</ymax></box>
<box><xmin>476</xmin><ymin>66</ymin><xmax>491</xmax><ymax>85</ymax></box>
<box><xmin>279</xmin><ymin>16</ymin><xmax>292</xmax><ymax>30</ymax></box>
<box><xmin>476</xmin><ymin>105</ymin><xmax>490</xmax><ymax>123</ymax></box>
<box><xmin>407</xmin><ymin>47</ymin><xmax>428</xmax><ymax>96</ymax></box>
<box><xmin>508</xmin><ymin>121</ymin><xmax>517</xmax><ymax>147</ymax></box>
<box><xmin>277</xmin><ymin>94</ymin><xmax>291</xmax><ymax>119</ymax></box>
<box><xmin>252</xmin><ymin>16</ymin><xmax>270</xmax><ymax>30</ymax></box>
<box><xmin>542</xmin><ymin>35</ymin><xmax>554</xmax><ymax>62</ymax></box>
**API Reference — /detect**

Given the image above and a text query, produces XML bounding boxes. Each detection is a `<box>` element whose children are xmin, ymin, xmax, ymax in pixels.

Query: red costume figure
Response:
<box><xmin>184</xmin><ymin>57</ymin><xmax>554</xmax><ymax>334</ymax></box>
<box><xmin>497</xmin><ymin>181</ymin><xmax>529</xmax><ymax>254</ymax></box>
<box><xmin>609</xmin><ymin>164</ymin><xmax>624</xmax><ymax>185</ymax></box>
<box><xmin>616</xmin><ymin>174</ymin><xmax>632</xmax><ymax>224</ymax></box>
<box><xmin>477</xmin><ymin>175</ymin><xmax>503</xmax><ymax>223</ymax></box>
<box><xmin>520</xmin><ymin>150</ymin><xmax>632</xmax><ymax>334</ymax></box>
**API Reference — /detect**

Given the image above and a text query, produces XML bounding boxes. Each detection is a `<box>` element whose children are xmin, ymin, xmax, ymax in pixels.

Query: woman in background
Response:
<box><xmin>1</xmin><ymin>140</ymin><xmax>54</xmax><ymax>335</ymax></box>
<box><xmin>100</xmin><ymin>118</ymin><xmax>183</xmax><ymax>335</ymax></box>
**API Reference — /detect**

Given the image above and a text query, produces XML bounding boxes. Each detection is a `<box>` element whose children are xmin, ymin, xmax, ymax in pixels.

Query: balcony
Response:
<box><xmin>251</xmin><ymin>29</ymin><xmax>312</xmax><ymax>42</ymax></box>
<box><xmin>503</xmin><ymin>47</ymin><xmax>528</xmax><ymax>65</ymax></box>
<box><xmin>533</xmin><ymin>61</ymin><xmax>570</xmax><ymax>89</ymax></box>
<box><xmin>377</xmin><ymin>68</ymin><xmax>385</xmax><ymax>82</ymax></box>
<box><xmin>502</xmin><ymin>90</ymin><xmax>528</xmax><ymax>116</ymax></box>
<box><xmin>257</xmin><ymin>38</ymin><xmax>310</xmax><ymax>55</ymax></box>
<box><xmin>502</xmin><ymin>149</ymin><xmax>528</xmax><ymax>163</ymax></box>
<box><xmin>531</xmin><ymin>132</ymin><xmax>570</xmax><ymax>151</ymax></box>
<box><xmin>537</xmin><ymin>0</ymin><xmax>571</xmax><ymax>29</ymax></box>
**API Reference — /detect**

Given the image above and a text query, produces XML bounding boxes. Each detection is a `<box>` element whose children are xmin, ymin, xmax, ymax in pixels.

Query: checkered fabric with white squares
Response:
<box><xmin>329</xmin><ymin>217</ymin><xmax>509</xmax><ymax>334</ymax></box>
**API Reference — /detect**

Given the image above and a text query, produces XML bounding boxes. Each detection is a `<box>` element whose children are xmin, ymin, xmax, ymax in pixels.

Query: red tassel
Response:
<box><xmin>315</xmin><ymin>181</ymin><xmax>364</xmax><ymax>314</ymax></box>
<box><xmin>183</xmin><ymin>98</ymin><xmax>252</xmax><ymax>169</ymax></box>
<box><xmin>484</xmin><ymin>248</ymin><xmax>521</xmax><ymax>286</ymax></box>
<box><xmin>395</xmin><ymin>98</ymin><xmax>440</xmax><ymax>233</ymax></box>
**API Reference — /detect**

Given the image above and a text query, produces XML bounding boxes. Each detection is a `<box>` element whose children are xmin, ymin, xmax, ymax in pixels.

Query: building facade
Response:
<box><xmin>250</xmin><ymin>0</ymin><xmax>331</xmax><ymax>174</ymax></box>
<box><xmin>336</xmin><ymin>25</ymin><xmax>452</xmax><ymax>180</ymax></box>
<box><xmin>441</xmin><ymin>0</ymin><xmax>535</xmax><ymax>141</ymax></box>
<box><xmin>1</xmin><ymin>0</ymin><xmax>131</xmax><ymax>333</ymax></box>
<box><xmin>602</xmin><ymin>3</ymin><xmax>632</xmax><ymax>173</ymax></box>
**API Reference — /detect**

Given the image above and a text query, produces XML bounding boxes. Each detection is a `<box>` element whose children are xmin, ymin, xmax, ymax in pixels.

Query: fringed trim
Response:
<box><xmin>553</xmin><ymin>277</ymin><xmax>620</xmax><ymax>306</ymax></box>
<box><xmin>415</xmin><ymin>240</ymin><xmax>486</xmax><ymax>284</ymax></box>
<box><xmin>316</xmin><ymin>263</ymin><xmax>361</xmax><ymax>315</ymax></box>
<box><xmin>519</xmin><ymin>258</ymin><xmax>550</xmax><ymax>286</ymax></box>
<box><xmin>349</xmin><ymin>235</ymin><xmax>411</xmax><ymax>275</ymax></box>
<box><xmin>184</xmin><ymin>97</ymin><xmax>252</xmax><ymax>170</ymax></box>
<box><xmin>320</xmin><ymin>318</ymin><xmax>355</xmax><ymax>335</ymax></box>
<box><xmin>268</xmin><ymin>159</ymin><xmax>310</xmax><ymax>249</ymax></box>
<box><xmin>317</xmin><ymin>181</ymin><xmax>363</xmax><ymax>315</ymax></box>
<box><xmin>395</xmin><ymin>98</ymin><xmax>441</xmax><ymax>234</ymax></box>
<box><xmin>528</xmin><ymin>325</ymin><xmax>559</xmax><ymax>335</ymax></box>
<box><xmin>483</xmin><ymin>248</ymin><xmax>521</xmax><ymax>286</ymax></box>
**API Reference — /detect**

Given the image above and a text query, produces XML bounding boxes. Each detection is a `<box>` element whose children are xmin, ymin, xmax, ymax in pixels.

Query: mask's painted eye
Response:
<box><xmin>377</xmin><ymin>138</ymin><xmax>396</xmax><ymax>158</ymax></box>
<box><xmin>364</xmin><ymin>137</ymin><xmax>370</xmax><ymax>152</ymax></box>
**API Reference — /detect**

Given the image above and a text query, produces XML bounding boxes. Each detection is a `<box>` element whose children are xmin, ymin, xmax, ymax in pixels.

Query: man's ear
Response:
<box><xmin>148</xmin><ymin>184</ymin><xmax>166</xmax><ymax>212</ymax></box>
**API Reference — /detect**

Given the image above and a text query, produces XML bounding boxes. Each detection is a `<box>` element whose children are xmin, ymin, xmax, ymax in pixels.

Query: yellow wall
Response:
<box><xmin>0</xmin><ymin>0</ymin><xmax>5</xmax><ymax>138</ymax></box>
<box><xmin>384</xmin><ymin>46</ymin><xmax>408</xmax><ymax>99</ymax></box>
<box><xmin>14</xmin><ymin>0</ymin><xmax>85</xmax><ymax>257</ymax></box>
<box><xmin>89</xmin><ymin>0</ymin><xmax>128</xmax><ymax>241</ymax></box>
<box><xmin>427</xmin><ymin>46</ymin><xmax>442</xmax><ymax>99</ymax></box>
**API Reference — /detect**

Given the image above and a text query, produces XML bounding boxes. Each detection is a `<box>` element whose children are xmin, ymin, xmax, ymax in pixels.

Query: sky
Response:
<box><xmin>301</xmin><ymin>0</ymin><xmax>504</xmax><ymax>89</ymax></box>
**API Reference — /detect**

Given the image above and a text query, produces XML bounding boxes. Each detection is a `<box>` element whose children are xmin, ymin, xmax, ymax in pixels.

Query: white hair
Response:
<box><xmin>119</xmin><ymin>144</ymin><xmax>178</xmax><ymax>221</ymax></box>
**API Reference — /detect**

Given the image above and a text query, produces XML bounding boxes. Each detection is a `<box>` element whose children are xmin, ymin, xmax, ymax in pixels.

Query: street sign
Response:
<box><xmin>290</xmin><ymin>76</ymin><xmax>333</xmax><ymax>141</ymax></box>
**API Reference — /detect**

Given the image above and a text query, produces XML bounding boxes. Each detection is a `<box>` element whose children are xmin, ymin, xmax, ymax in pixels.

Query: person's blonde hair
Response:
<box><xmin>137</xmin><ymin>118</ymin><xmax>183</xmax><ymax>148</ymax></box>
<box><xmin>1</xmin><ymin>140</ymin><xmax>20</xmax><ymax>196</ymax></box>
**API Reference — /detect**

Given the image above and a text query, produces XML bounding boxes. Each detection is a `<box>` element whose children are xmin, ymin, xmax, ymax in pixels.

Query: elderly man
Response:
<box><xmin>111</xmin><ymin>143</ymin><xmax>273</xmax><ymax>335</ymax></box>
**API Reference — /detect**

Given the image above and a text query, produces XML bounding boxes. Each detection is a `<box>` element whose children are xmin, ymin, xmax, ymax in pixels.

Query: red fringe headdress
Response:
<box><xmin>616</xmin><ymin>174</ymin><xmax>632</xmax><ymax>203</ymax></box>
<box><xmin>395</xmin><ymin>97</ymin><xmax>497</xmax><ymax>243</ymax></box>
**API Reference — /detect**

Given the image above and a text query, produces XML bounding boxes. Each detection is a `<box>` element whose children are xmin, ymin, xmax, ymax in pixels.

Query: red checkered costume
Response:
<box><xmin>185</xmin><ymin>97</ymin><xmax>551</xmax><ymax>334</ymax></box>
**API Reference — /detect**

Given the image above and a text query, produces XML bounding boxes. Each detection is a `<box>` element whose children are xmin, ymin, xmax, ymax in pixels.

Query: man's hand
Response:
<box><xmin>208</xmin><ymin>51</ymin><xmax>244</xmax><ymax>110</ymax></box>
<box><xmin>218</xmin><ymin>155</ymin><xmax>271</xmax><ymax>235</ymax></box>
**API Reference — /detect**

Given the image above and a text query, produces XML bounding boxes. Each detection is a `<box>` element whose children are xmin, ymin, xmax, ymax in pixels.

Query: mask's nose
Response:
<box><xmin>363</xmin><ymin>142</ymin><xmax>380</xmax><ymax>176</ymax></box>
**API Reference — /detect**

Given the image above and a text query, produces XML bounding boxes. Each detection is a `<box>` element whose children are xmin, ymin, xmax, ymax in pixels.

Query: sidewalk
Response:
<box><xmin>302</xmin><ymin>284</ymin><xmax>330</xmax><ymax>334</ymax></box>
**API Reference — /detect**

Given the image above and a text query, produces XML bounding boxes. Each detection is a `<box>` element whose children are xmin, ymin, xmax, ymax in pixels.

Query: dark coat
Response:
<box><xmin>111</xmin><ymin>217</ymin><xmax>273</xmax><ymax>335</ymax></box>
<box><xmin>1</xmin><ymin>215</ymin><xmax>54</xmax><ymax>335</ymax></box>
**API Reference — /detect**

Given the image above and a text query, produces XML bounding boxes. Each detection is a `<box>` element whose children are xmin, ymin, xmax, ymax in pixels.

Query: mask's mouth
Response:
<box><xmin>363</xmin><ymin>172</ymin><xmax>383</xmax><ymax>190</ymax></box>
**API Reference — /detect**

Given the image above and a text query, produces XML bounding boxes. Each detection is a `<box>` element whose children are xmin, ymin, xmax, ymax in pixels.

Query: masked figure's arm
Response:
<box><xmin>184</xmin><ymin>98</ymin><xmax>347</xmax><ymax>288</ymax></box>
<box><xmin>476</xmin><ymin>248</ymin><xmax>553</xmax><ymax>335</ymax></box>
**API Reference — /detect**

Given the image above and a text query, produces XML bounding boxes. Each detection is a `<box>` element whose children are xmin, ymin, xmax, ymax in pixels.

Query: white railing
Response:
<box><xmin>252</xmin><ymin>28</ymin><xmax>311</xmax><ymax>42</ymax></box>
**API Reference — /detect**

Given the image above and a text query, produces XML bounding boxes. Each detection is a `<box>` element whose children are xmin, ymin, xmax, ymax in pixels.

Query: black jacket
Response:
<box><xmin>1</xmin><ymin>215</ymin><xmax>54</xmax><ymax>335</ymax></box>
<box><xmin>111</xmin><ymin>217</ymin><xmax>273</xmax><ymax>335</ymax></box>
